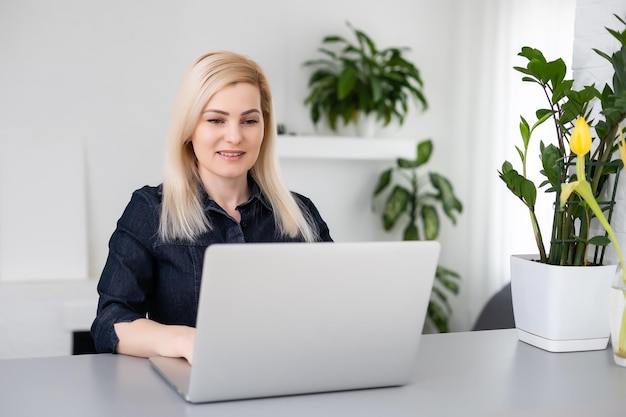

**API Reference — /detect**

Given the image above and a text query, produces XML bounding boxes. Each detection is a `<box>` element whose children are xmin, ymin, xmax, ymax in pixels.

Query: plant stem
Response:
<box><xmin>581</xmin><ymin>182</ymin><xmax>626</xmax><ymax>275</ymax></box>
<box><xmin>619</xmin><ymin>291</ymin><xmax>626</xmax><ymax>358</ymax></box>
<box><xmin>540</xmin><ymin>83</ymin><xmax>565</xmax><ymax>155</ymax></box>
<box><xmin>529</xmin><ymin>208</ymin><xmax>547</xmax><ymax>262</ymax></box>
<box><xmin>410</xmin><ymin>171</ymin><xmax>418</xmax><ymax>227</ymax></box>
<box><xmin>561</xmin><ymin>211</ymin><xmax>573</xmax><ymax>265</ymax></box>
<box><xmin>590</xmin><ymin>125</ymin><xmax>617</xmax><ymax>193</ymax></box>
<box><xmin>549</xmin><ymin>204</ymin><xmax>564</xmax><ymax>264</ymax></box>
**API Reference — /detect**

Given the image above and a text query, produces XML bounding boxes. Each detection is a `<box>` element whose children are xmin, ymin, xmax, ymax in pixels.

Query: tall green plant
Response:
<box><xmin>498</xmin><ymin>15</ymin><xmax>626</xmax><ymax>266</ymax></box>
<box><xmin>303</xmin><ymin>22</ymin><xmax>427</xmax><ymax>132</ymax></box>
<box><xmin>373</xmin><ymin>139</ymin><xmax>463</xmax><ymax>332</ymax></box>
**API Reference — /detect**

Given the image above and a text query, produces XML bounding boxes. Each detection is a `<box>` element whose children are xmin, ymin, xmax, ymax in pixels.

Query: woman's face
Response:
<box><xmin>191</xmin><ymin>82</ymin><xmax>264</xmax><ymax>188</ymax></box>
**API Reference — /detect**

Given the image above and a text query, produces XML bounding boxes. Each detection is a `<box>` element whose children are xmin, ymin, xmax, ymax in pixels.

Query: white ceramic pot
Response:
<box><xmin>355</xmin><ymin>113</ymin><xmax>377</xmax><ymax>138</ymax></box>
<box><xmin>510</xmin><ymin>254</ymin><xmax>616</xmax><ymax>352</ymax></box>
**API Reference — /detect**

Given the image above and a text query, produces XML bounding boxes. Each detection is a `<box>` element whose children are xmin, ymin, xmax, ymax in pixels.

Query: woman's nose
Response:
<box><xmin>225</xmin><ymin>123</ymin><xmax>243</xmax><ymax>144</ymax></box>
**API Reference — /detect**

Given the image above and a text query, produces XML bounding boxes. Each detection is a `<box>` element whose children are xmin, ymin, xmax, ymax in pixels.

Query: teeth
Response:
<box><xmin>219</xmin><ymin>152</ymin><xmax>243</xmax><ymax>157</ymax></box>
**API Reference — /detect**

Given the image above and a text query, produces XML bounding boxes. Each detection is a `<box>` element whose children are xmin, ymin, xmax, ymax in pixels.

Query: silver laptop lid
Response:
<box><xmin>170</xmin><ymin>240</ymin><xmax>440</xmax><ymax>403</ymax></box>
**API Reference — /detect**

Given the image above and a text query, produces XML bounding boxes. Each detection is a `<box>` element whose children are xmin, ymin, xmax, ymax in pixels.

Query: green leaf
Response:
<box><xmin>535</xmin><ymin>108</ymin><xmax>552</xmax><ymax>122</ymax></box>
<box><xmin>539</xmin><ymin>143</ymin><xmax>561</xmax><ymax>189</ymax></box>
<box><xmin>351</xmin><ymin>23</ymin><xmax>378</xmax><ymax>57</ymax></box>
<box><xmin>501</xmin><ymin>161</ymin><xmax>513</xmax><ymax>174</ymax></box>
<box><xmin>436</xmin><ymin>265</ymin><xmax>461</xmax><ymax>278</ymax></box>
<box><xmin>427</xmin><ymin>301</ymin><xmax>449</xmax><ymax>333</ymax></box>
<box><xmin>588</xmin><ymin>235</ymin><xmax>611</xmax><ymax>246</ymax></box>
<box><xmin>429</xmin><ymin>173</ymin><xmax>463</xmax><ymax>224</ymax></box>
<box><xmin>371</xmin><ymin>76</ymin><xmax>383</xmax><ymax>103</ymax></box>
<box><xmin>397</xmin><ymin>139</ymin><xmax>433</xmax><ymax>169</ymax></box>
<box><xmin>498</xmin><ymin>165</ymin><xmax>537</xmax><ymax>208</ymax></box>
<box><xmin>382</xmin><ymin>186</ymin><xmax>410</xmax><ymax>230</ymax></box>
<box><xmin>435</xmin><ymin>265</ymin><xmax>461</xmax><ymax>295</ymax></box>
<box><xmin>430</xmin><ymin>266</ymin><xmax>461</xmax><ymax>330</ymax></box>
<box><xmin>430</xmin><ymin>286</ymin><xmax>451</xmax><ymax>313</ymax></box>
<box><xmin>436</xmin><ymin>272</ymin><xmax>461</xmax><ymax>294</ymax></box>
<box><xmin>520</xmin><ymin>178</ymin><xmax>537</xmax><ymax>207</ymax></box>
<box><xmin>515</xmin><ymin>146</ymin><xmax>524</xmax><ymax>163</ymax></box>
<box><xmin>397</xmin><ymin>157</ymin><xmax>420</xmax><ymax>169</ymax></box>
<box><xmin>517</xmin><ymin>46</ymin><xmax>546</xmax><ymax>63</ymax></box>
<box><xmin>337</xmin><ymin>65</ymin><xmax>358</xmax><ymax>100</ymax></box>
<box><xmin>532</xmin><ymin>109</ymin><xmax>553</xmax><ymax>131</ymax></box>
<box><xmin>416</xmin><ymin>139</ymin><xmax>433</xmax><ymax>166</ymax></box>
<box><xmin>519</xmin><ymin>116</ymin><xmax>530</xmax><ymax>148</ymax></box>
<box><xmin>551</xmin><ymin>79</ymin><xmax>574</xmax><ymax>103</ymax></box>
<box><xmin>594</xmin><ymin>48</ymin><xmax>612</xmax><ymax>63</ymax></box>
<box><xmin>321</xmin><ymin>35</ymin><xmax>347</xmax><ymax>44</ymax></box>
<box><xmin>421</xmin><ymin>205</ymin><xmax>439</xmax><ymax>240</ymax></box>
<box><xmin>403</xmin><ymin>223</ymin><xmax>419</xmax><ymax>240</ymax></box>
<box><xmin>373</xmin><ymin>168</ymin><xmax>392</xmax><ymax>196</ymax></box>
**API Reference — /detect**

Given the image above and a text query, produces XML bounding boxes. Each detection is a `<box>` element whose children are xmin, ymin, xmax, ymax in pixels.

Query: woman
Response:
<box><xmin>91</xmin><ymin>51</ymin><xmax>332</xmax><ymax>364</ymax></box>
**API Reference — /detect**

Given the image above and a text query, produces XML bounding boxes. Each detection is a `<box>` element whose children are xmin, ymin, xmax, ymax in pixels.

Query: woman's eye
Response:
<box><xmin>242</xmin><ymin>119</ymin><xmax>259</xmax><ymax>125</ymax></box>
<box><xmin>207</xmin><ymin>118</ymin><xmax>224</xmax><ymax>124</ymax></box>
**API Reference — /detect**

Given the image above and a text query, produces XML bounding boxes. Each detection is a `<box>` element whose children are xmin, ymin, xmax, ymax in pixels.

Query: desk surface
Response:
<box><xmin>2</xmin><ymin>329</ymin><xmax>625</xmax><ymax>417</ymax></box>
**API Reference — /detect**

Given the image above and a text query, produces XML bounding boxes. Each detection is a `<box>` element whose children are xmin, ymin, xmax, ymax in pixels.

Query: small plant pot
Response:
<box><xmin>510</xmin><ymin>254</ymin><xmax>616</xmax><ymax>352</ymax></box>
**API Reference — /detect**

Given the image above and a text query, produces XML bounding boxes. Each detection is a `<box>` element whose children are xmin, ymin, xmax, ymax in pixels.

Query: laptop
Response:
<box><xmin>149</xmin><ymin>240</ymin><xmax>440</xmax><ymax>403</ymax></box>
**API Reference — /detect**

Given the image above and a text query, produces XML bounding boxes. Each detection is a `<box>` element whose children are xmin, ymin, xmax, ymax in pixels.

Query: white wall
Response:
<box><xmin>0</xmin><ymin>0</ymin><xmax>456</xmax><ymax>281</ymax></box>
<box><xmin>5</xmin><ymin>0</ymin><xmax>620</xmax><ymax>359</ymax></box>
<box><xmin>0</xmin><ymin>0</ymin><xmax>461</xmax><ymax>358</ymax></box>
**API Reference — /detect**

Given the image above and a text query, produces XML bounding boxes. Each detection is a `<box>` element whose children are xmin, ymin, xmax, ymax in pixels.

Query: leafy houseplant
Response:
<box><xmin>303</xmin><ymin>22</ymin><xmax>428</xmax><ymax>133</ymax></box>
<box><xmin>499</xmin><ymin>16</ymin><xmax>626</xmax><ymax>267</ymax></box>
<box><xmin>498</xmin><ymin>15</ymin><xmax>626</xmax><ymax>358</ymax></box>
<box><xmin>373</xmin><ymin>139</ymin><xmax>463</xmax><ymax>332</ymax></box>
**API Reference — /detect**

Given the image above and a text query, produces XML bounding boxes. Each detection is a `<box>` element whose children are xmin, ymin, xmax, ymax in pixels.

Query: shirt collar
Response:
<box><xmin>200</xmin><ymin>175</ymin><xmax>272</xmax><ymax>212</ymax></box>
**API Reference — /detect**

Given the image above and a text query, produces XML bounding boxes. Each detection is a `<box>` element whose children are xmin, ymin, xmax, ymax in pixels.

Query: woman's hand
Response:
<box><xmin>114</xmin><ymin>319</ymin><xmax>196</xmax><ymax>364</ymax></box>
<box><xmin>170</xmin><ymin>324</ymin><xmax>196</xmax><ymax>364</ymax></box>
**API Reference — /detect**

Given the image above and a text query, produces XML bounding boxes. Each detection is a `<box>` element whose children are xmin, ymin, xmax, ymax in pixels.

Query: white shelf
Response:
<box><xmin>276</xmin><ymin>136</ymin><xmax>419</xmax><ymax>160</ymax></box>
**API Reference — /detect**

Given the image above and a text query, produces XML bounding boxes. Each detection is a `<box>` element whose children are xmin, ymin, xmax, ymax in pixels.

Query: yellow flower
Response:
<box><xmin>559</xmin><ymin>181</ymin><xmax>579</xmax><ymax>209</ymax></box>
<box><xmin>570</xmin><ymin>116</ymin><xmax>592</xmax><ymax>156</ymax></box>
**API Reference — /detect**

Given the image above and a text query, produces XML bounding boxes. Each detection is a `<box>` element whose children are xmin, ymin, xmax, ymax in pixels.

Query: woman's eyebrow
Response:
<box><xmin>201</xmin><ymin>109</ymin><xmax>261</xmax><ymax>116</ymax></box>
<box><xmin>202</xmin><ymin>109</ymin><xmax>228</xmax><ymax>115</ymax></box>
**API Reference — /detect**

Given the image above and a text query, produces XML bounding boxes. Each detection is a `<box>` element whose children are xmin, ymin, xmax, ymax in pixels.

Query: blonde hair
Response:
<box><xmin>159</xmin><ymin>51</ymin><xmax>318</xmax><ymax>242</ymax></box>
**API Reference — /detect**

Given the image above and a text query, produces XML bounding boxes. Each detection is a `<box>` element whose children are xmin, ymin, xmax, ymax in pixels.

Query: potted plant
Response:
<box><xmin>498</xmin><ymin>15</ymin><xmax>626</xmax><ymax>357</ymax></box>
<box><xmin>302</xmin><ymin>22</ymin><xmax>428</xmax><ymax>135</ymax></box>
<box><xmin>373</xmin><ymin>139</ymin><xmax>463</xmax><ymax>332</ymax></box>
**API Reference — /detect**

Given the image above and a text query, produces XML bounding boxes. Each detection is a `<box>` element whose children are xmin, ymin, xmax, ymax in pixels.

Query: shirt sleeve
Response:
<box><xmin>90</xmin><ymin>188</ymin><xmax>159</xmax><ymax>353</ymax></box>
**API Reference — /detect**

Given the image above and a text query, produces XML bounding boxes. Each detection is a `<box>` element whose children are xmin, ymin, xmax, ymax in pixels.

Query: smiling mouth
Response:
<box><xmin>217</xmin><ymin>151</ymin><xmax>244</xmax><ymax>157</ymax></box>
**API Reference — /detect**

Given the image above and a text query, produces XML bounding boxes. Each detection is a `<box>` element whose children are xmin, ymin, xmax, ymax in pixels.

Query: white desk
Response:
<box><xmin>2</xmin><ymin>329</ymin><xmax>625</xmax><ymax>416</ymax></box>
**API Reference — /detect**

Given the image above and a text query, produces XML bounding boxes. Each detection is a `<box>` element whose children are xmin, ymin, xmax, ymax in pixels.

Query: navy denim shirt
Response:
<box><xmin>91</xmin><ymin>181</ymin><xmax>332</xmax><ymax>353</ymax></box>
